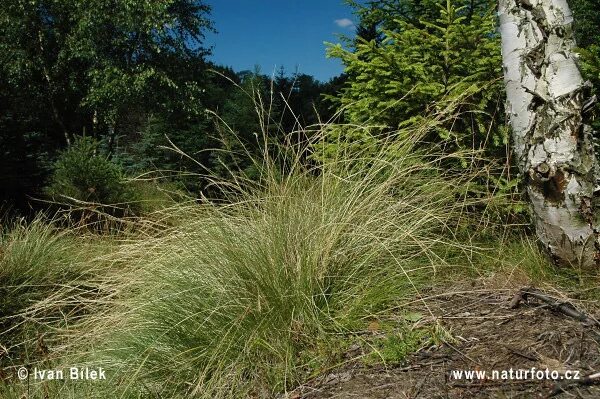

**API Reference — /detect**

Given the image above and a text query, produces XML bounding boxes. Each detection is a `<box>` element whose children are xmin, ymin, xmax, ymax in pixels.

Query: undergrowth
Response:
<box><xmin>1</xmin><ymin>121</ymin><xmax>479</xmax><ymax>398</ymax></box>
<box><xmin>2</xmin><ymin>92</ymin><xmax>595</xmax><ymax>399</ymax></box>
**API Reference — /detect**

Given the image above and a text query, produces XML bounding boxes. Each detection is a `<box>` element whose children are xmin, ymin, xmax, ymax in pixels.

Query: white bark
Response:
<box><xmin>499</xmin><ymin>0</ymin><xmax>600</xmax><ymax>269</ymax></box>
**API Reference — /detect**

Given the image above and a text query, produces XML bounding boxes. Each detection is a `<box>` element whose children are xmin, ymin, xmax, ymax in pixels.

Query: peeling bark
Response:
<box><xmin>499</xmin><ymin>0</ymin><xmax>600</xmax><ymax>270</ymax></box>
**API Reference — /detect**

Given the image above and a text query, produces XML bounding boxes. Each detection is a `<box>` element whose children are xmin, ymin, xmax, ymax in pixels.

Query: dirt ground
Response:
<box><xmin>294</xmin><ymin>282</ymin><xmax>600</xmax><ymax>399</ymax></box>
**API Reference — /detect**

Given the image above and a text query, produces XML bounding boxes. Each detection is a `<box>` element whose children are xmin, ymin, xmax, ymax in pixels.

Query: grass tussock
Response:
<box><xmin>2</xmin><ymin>128</ymin><xmax>475</xmax><ymax>398</ymax></box>
<box><xmin>0</xmin><ymin>217</ymin><xmax>120</xmax><ymax>375</ymax></box>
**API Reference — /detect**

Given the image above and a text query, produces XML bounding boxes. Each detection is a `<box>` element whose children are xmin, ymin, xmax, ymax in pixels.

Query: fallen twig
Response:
<box><xmin>510</xmin><ymin>287</ymin><xmax>600</xmax><ymax>339</ymax></box>
<box><xmin>444</xmin><ymin>341</ymin><xmax>480</xmax><ymax>366</ymax></box>
<box><xmin>502</xmin><ymin>344</ymin><xmax>539</xmax><ymax>362</ymax></box>
<box><xmin>394</xmin><ymin>357</ymin><xmax>450</xmax><ymax>372</ymax></box>
<box><xmin>546</xmin><ymin>371</ymin><xmax>600</xmax><ymax>398</ymax></box>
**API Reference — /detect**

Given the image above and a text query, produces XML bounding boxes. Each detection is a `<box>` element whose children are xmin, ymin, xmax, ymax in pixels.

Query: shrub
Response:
<box><xmin>45</xmin><ymin>137</ymin><xmax>139</xmax><ymax>220</ymax></box>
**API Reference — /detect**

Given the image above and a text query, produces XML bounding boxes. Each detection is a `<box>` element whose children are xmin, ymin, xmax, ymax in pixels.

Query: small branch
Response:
<box><xmin>510</xmin><ymin>287</ymin><xmax>600</xmax><ymax>339</ymax></box>
<box><xmin>444</xmin><ymin>341</ymin><xmax>480</xmax><ymax>366</ymax></box>
<box><xmin>546</xmin><ymin>371</ymin><xmax>600</xmax><ymax>398</ymax></box>
<box><xmin>502</xmin><ymin>344</ymin><xmax>539</xmax><ymax>362</ymax></box>
<box><xmin>510</xmin><ymin>288</ymin><xmax>598</xmax><ymax>325</ymax></box>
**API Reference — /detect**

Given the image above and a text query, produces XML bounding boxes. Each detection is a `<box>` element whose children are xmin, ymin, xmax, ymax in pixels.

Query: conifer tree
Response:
<box><xmin>327</xmin><ymin>0</ymin><xmax>503</xmax><ymax>155</ymax></box>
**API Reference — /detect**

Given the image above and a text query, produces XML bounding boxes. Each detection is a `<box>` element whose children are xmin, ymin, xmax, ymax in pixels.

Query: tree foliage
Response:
<box><xmin>570</xmin><ymin>0</ymin><xmax>600</xmax><ymax>136</ymax></box>
<box><xmin>0</xmin><ymin>0</ymin><xmax>213</xmax><ymax>209</ymax></box>
<box><xmin>326</xmin><ymin>0</ymin><xmax>504</xmax><ymax>155</ymax></box>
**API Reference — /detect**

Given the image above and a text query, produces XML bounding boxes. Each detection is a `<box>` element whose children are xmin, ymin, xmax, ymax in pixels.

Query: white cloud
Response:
<box><xmin>334</xmin><ymin>18</ymin><xmax>354</xmax><ymax>29</ymax></box>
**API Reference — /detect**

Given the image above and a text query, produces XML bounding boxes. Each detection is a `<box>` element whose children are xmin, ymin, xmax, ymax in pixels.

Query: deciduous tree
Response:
<box><xmin>499</xmin><ymin>0</ymin><xmax>600</xmax><ymax>269</ymax></box>
<box><xmin>0</xmin><ymin>0</ymin><xmax>213</xmax><ymax>208</ymax></box>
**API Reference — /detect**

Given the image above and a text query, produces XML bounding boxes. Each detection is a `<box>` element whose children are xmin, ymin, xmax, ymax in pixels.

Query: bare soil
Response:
<box><xmin>294</xmin><ymin>281</ymin><xmax>600</xmax><ymax>399</ymax></box>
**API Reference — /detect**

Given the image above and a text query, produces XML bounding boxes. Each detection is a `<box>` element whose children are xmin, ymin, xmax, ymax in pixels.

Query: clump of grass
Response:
<box><xmin>0</xmin><ymin>217</ymin><xmax>118</xmax><ymax>376</ymax></box>
<box><xmin>373</xmin><ymin>328</ymin><xmax>429</xmax><ymax>365</ymax></box>
<box><xmin>0</xmin><ymin>218</ymin><xmax>78</xmax><ymax>367</ymax></box>
<box><xmin>37</xmin><ymin>123</ymin><xmax>476</xmax><ymax>399</ymax></box>
<box><xmin>0</xmin><ymin>218</ymin><xmax>76</xmax><ymax>285</ymax></box>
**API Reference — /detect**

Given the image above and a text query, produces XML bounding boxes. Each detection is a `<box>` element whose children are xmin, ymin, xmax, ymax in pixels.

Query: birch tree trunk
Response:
<box><xmin>499</xmin><ymin>0</ymin><xmax>600</xmax><ymax>270</ymax></box>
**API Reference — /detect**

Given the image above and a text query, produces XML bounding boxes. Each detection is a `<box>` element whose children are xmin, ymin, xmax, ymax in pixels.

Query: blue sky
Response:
<box><xmin>204</xmin><ymin>0</ymin><xmax>358</xmax><ymax>82</ymax></box>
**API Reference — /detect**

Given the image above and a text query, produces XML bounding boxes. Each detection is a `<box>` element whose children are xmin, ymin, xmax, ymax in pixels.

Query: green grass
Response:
<box><xmin>3</xmin><ymin>124</ymin><xmax>596</xmax><ymax>398</ymax></box>
<box><xmin>0</xmin><ymin>128</ymin><xmax>479</xmax><ymax>398</ymax></box>
<box><xmin>82</xmin><ymin>137</ymin><xmax>467</xmax><ymax>398</ymax></box>
<box><xmin>0</xmin><ymin>217</ymin><xmax>120</xmax><ymax>379</ymax></box>
<box><xmin>0</xmin><ymin>218</ymin><xmax>83</xmax><ymax>357</ymax></box>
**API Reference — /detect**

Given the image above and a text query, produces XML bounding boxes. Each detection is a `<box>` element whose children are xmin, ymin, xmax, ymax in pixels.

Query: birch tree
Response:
<box><xmin>499</xmin><ymin>0</ymin><xmax>600</xmax><ymax>269</ymax></box>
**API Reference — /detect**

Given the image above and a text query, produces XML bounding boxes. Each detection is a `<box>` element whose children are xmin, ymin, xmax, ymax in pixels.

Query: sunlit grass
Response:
<box><xmin>0</xmin><ymin>217</ymin><xmax>121</xmax><ymax>375</ymax></box>
<box><xmin>52</xmin><ymin>128</ymin><xmax>470</xmax><ymax>398</ymax></box>
<box><xmin>1</xmin><ymin>86</ymin><xmax>589</xmax><ymax>398</ymax></box>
